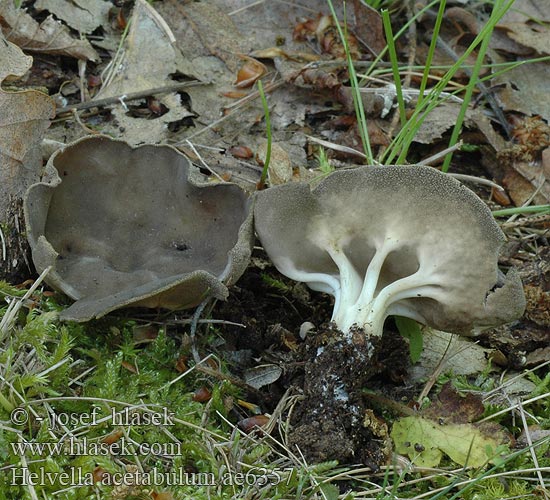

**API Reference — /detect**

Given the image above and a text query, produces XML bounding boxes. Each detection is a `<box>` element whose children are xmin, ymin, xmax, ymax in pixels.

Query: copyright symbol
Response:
<box><xmin>11</xmin><ymin>407</ymin><xmax>29</xmax><ymax>425</ymax></box>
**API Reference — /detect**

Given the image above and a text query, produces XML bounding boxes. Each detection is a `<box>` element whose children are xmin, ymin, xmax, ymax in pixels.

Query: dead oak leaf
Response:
<box><xmin>96</xmin><ymin>0</ymin><xmax>197</xmax><ymax>144</ymax></box>
<box><xmin>494</xmin><ymin>61</ymin><xmax>550</xmax><ymax>122</ymax></box>
<box><xmin>0</xmin><ymin>31</ymin><xmax>55</xmax><ymax>203</ymax></box>
<box><xmin>500</xmin><ymin>0</ymin><xmax>550</xmax><ymax>23</ymax></box>
<box><xmin>499</xmin><ymin>23</ymin><xmax>550</xmax><ymax>55</ymax></box>
<box><xmin>35</xmin><ymin>0</ymin><xmax>111</xmax><ymax>35</ymax></box>
<box><xmin>0</xmin><ymin>2</ymin><xmax>98</xmax><ymax>61</ymax></box>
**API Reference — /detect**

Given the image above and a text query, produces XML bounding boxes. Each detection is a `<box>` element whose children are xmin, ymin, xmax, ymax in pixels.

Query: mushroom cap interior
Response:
<box><xmin>25</xmin><ymin>135</ymin><xmax>253</xmax><ymax>321</ymax></box>
<box><xmin>254</xmin><ymin>165</ymin><xmax>525</xmax><ymax>335</ymax></box>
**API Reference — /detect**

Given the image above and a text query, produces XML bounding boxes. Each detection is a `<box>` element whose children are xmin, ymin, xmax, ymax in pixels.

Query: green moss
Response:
<box><xmin>1</xmin><ymin>281</ymin><xmax>548</xmax><ymax>499</ymax></box>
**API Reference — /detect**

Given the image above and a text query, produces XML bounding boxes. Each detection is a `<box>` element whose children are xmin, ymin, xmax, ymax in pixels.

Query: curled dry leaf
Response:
<box><xmin>221</xmin><ymin>90</ymin><xmax>249</xmax><ymax>99</ymax></box>
<box><xmin>238</xmin><ymin>415</ymin><xmax>270</xmax><ymax>434</ymax></box>
<box><xmin>0</xmin><ymin>2</ymin><xmax>99</xmax><ymax>61</ymax></box>
<box><xmin>192</xmin><ymin>387</ymin><xmax>212</xmax><ymax>403</ymax></box>
<box><xmin>293</xmin><ymin>14</ymin><xmax>361</xmax><ymax>59</ymax></box>
<box><xmin>228</xmin><ymin>145</ymin><xmax>253</xmax><ymax>159</ymax></box>
<box><xmin>234</xmin><ymin>55</ymin><xmax>267</xmax><ymax>89</ymax></box>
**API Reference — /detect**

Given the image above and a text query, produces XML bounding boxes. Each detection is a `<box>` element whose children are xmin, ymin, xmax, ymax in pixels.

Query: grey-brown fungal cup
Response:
<box><xmin>254</xmin><ymin>165</ymin><xmax>525</xmax><ymax>344</ymax></box>
<box><xmin>24</xmin><ymin>135</ymin><xmax>254</xmax><ymax>321</ymax></box>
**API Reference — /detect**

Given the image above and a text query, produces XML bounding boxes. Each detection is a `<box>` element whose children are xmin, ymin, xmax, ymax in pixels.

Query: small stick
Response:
<box><xmin>417</xmin><ymin>140</ymin><xmax>463</xmax><ymax>166</ymax></box>
<box><xmin>55</xmin><ymin>81</ymin><xmax>206</xmax><ymax>115</ymax></box>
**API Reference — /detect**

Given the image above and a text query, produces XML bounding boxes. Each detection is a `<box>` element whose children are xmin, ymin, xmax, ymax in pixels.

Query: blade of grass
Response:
<box><xmin>326</xmin><ymin>0</ymin><xmax>373</xmax><ymax>163</ymax></box>
<box><xmin>256</xmin><ymin>79</ymin><xmax>271</xmax><ymax>189</ymax></box>
<box><xmin>381</xmin><ymin>9</ymin><xmax>406</xmax><ymax>126</ymax></box>
<box><xmin>363</xmin><ymin>0</ymin><xmax>443</xmax><ymax>79</ymax></box>
<box><xmin>492</xmin><ymin>205</ymin><xmax>550</xmax><ymax>217</ymax></box>
<box><xmin>417</xmin><ymin>0</ymin><xmax>447</xmax><ymax>108</ymax></box>
<box><xmin>382</xmin><ymin>0</ymin><xmax>515</xmax><ymax>164</ymax></box>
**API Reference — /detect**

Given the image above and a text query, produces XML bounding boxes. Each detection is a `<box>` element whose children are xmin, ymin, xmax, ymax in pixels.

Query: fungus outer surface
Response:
<box><xmin>24</xmin><ymin>135</ymin><xmax>254</xmax><ymax>321</ymax></box>
<box><xmin>254</xmin><ymin>165</ymin><xmax>526</xmax><ymax>337</ymax></box>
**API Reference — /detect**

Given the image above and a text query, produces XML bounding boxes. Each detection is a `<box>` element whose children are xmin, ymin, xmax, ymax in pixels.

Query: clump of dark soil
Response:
<box><xmin>286</xmin><ymin>324</ymin><xmax>393</xmax><ymax>466</ymax></box>
<box><xmin>216</xmin><ymin>255</ymin><xmax>410</xmax><ymax>468</ymax></box>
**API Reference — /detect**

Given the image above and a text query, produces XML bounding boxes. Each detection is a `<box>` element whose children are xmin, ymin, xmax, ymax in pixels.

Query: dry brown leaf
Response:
<box><xmin>234</xmin><ymin>55</ymin><xmax>266</xmax><ymax>89</ymax></box>
<box><xmin>353</xmin><ymin>0</ymin><xmax>385</xmax><ymax>55</ymax></box>
<box><xmin>0</xmin><ymin>32</ymin><xmax>55</xmax><ymax>204</ymax></box>
<box><xmin>35</xmin><ymin>0</ymin><xmax>111</xmax><ymax>34</ymax></box>
<box><xmin>409</xmin><ymin>329</ymin><xmax>496</xmax><ymax>383</ymax></box>
<box><xmin>0</xmin><ymin>30</ymin><xmax>33</xmax><ymax>82</ymax></box>
<box><xmin>494</xmin><ymin>61</ymin><xmax>550</xmax><ymax>122</ymax></box>
<box><xmin>96</xmin><ymin>0</ymin><xmax>197</xmax><ymax>144</ymax></box>
<box><xmin>499</xmin><ymin>146</ymin><xmax>550</xmax><ymax>205</ymax></box>
<box><xmin>256</xmin><ymin>141</ymin><xmax>293</xmax><ymax>186</ymax></box>
<box><xmin>500</xmin><ymin>0</ymin><xmax>550</xmax><ymax>23</ymax></box>
<box><xmin>0</xmin><ymin>2</ymin><xmax>99</xmax><ymax>61</ymax></box>
<box><xmin>499</xmin><ymin>23</ymin><xmax>550</xmax><ymax>55</ymax></box>
<box><xmin>166</xmin><ymin>0</ymin><xmax>251</xmax><ymax>73</ymax></box>
<box><xmin>0</xmin><ymin>30</ymin><xmax>55</xmax><ymax>281</ymax></box>
<box><xmin>243</xmin><ymin>364</ymin><xmax>282</xmax><ymax>389</ymax></box>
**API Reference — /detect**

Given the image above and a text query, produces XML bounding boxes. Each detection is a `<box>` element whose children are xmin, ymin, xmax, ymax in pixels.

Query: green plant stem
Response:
<box><xmin>326</xmin><ymin>0</ymin><xmax>373</xmax><ymax>163</ymax></box>
<box><xmin>256</xmin><ymin>79</ymin><xmax>271</xmax><ymax>189</ymax></box>
<box><xmin>364</xmin><ymin>0</ymin><xmax>443</xmax><ymax>78</ymax></box>
<box><xmin>382</xmin><ymin>0</ymin><xmax>515</xmax><ymax>165</ymax></box>
<box><xmin>492</xmin><ymin>205</ymin><xmax>550</xmax><ymax>217</ymax></box>
<box><xmin>417</xmin><ymin>0</ymin><xmax>446</xmax><ymax>108</ymax></box>
<box><xmin>382</xmin><ymin>9</ymin><xmax>406</xmax><ymax>126</ymax></box>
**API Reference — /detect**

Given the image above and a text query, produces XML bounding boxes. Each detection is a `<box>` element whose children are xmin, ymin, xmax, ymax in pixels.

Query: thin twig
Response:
<box><xmin>168</xmin><ymin>318</ymin><xmax>246</xmax><ymax>328</ymax></box>
<box><xmin>55</xmin><ymin>81</ymin><xmax>206</xmax><ymax>115</ymax></box>
<box><xmin>184</xmin><ymin>140</ymin><xmax>227</xmax><ymax>183</ymax></box>
<box><xmin>417</xmin><ymin>140</ymin><xmax>463</xmax><ymax>166</ymax></box>
<box><xmin>518</xmin><ymin>402</ymin><xmax>548</xmax><ymax>495</ymax></box>
<box><xmin>448</xmin><ymin>173</ymin><xmax>504</xmax><ymax>191</ymax></box>
<box><xmin>306</xmin><ymin>134</ymin><xmax>368</xmax><ymax>159</ymax></box>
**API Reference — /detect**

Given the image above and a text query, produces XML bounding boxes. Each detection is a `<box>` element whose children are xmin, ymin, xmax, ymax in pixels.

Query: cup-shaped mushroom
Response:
<box><xmin>254</xmin><ymin>165</ymin><xmax>525</xmax><ymax>338</ymax></box>
<box><xmin>24</xmin><ymin>135</ymin><xmax>253</xmax><ymax>321</ymax></box>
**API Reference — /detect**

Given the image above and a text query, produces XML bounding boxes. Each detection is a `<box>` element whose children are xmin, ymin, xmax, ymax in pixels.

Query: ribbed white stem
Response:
<box><xmin>350</xmin><ymin>272</ymin><xmax>442</xmax><ymax>336</ymax></box>
<box><xmin>358</xmin><ymin>238</ymin><xmax>400</xmax><ymax>307</ymax></box>
<box><xmin>327</xmin><ymin>246</ymin><xmax>362</xmax><ymax>326</ymax></box>
<box><xmin>335</xmin><ymin>263</ymin><xmax>443</xmax><ymax>336</ymax></box>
